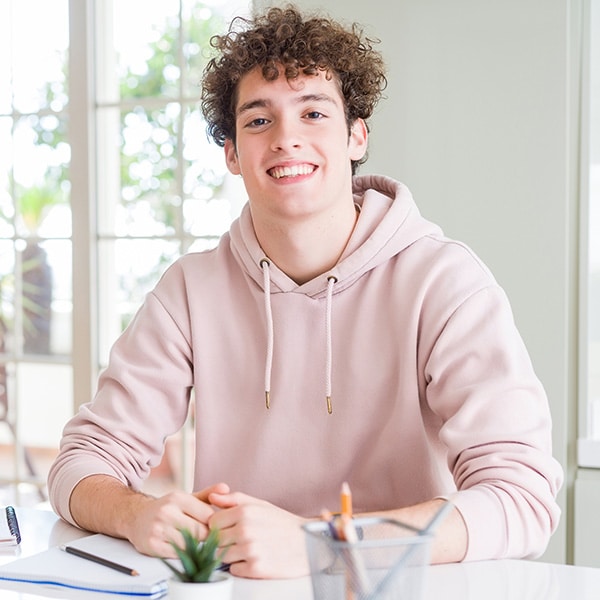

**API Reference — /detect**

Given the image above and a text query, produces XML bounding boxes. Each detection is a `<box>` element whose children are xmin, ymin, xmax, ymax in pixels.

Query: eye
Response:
<box><xmin>305</xmin><ymin>111</ymin><xmax>324</xmax><ymax>120</ymax></box>
<box><xmin>246</xmin><ymin>117</ymin><xmax>269</xmax><ymax>128</ymax></box>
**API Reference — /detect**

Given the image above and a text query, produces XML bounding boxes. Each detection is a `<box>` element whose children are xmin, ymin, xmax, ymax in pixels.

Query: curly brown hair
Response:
<box><xmin>201</xmin><ymin>4</ymin><xmax>387</xmax><ymax>172</ymax></box>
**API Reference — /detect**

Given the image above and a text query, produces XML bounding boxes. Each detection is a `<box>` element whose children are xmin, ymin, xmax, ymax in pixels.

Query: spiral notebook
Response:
<box><xmin>0</xmin><ymin>507</ymin><xmax>21</xmax><ymax>546</ymax></box>
<box><xmin>0</xmin><ymin>533</ymin><xmax>170</xmax><ymax>597</ymax></box>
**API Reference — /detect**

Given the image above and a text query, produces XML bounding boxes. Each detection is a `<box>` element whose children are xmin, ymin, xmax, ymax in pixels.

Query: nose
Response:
<box><xmin>270</xmin><ymin>117</ymin><xmax>302</xmax><ymax>152</ymax></box>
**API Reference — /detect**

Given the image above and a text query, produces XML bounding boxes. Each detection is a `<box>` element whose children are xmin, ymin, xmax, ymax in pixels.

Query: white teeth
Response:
<box><xmin>269</xmin><ymin>164</ymin><xmax>314</xmax><ymax>179</ymax></box>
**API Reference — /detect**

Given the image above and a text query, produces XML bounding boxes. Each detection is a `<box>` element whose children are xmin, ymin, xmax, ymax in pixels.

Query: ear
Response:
<box><xmin>348</xmin><ymin>118</ymin><xmax>368</xmax><ymax>162</ymax></box>
<box><xmin>224</xmin><ymin>138</ymin><xmax>241</xmax><ymax>175</ymax></box>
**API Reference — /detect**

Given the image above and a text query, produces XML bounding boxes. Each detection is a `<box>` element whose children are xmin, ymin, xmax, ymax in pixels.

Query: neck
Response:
<box><xmin>252</xmin><ymin>203</ymin><xmax>359</xmax><ymax>285</ymax></box>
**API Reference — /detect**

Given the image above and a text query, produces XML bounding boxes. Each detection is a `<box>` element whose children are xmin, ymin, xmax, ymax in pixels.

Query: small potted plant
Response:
<box><xmin>161</xmin><ymin>527</ymin><xmax>232</xmax><ymax>600</ymax></box>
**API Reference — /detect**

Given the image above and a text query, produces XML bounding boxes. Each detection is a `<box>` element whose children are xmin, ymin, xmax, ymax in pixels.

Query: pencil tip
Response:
<box><xmin>132</xmin><ymin>570</ymin><xmax>140</xmax><ymax>576</ymax></box>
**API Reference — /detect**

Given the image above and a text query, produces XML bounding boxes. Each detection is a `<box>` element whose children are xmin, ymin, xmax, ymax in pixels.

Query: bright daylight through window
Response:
<box><xmin>0</xmin><ymin>0</ymin><xmax>248</xmax><ymax>505</ymax></box>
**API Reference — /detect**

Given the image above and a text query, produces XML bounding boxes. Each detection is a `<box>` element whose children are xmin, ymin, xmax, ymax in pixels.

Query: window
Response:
<box><xmin>0</xmin><ymin>0</ymin><xmax>247</xmax><ymax>504</ymax></box>
<box><xmin>94</xmin><ymin>0</ymin><xmax>247</xmax><ymax>364</ymax></box>
<box><xmin>578</xmin><ymin>0</ymin><xmax>600</xmax><ymax>466</ymax></box>
<box><xmin>0</xmin><ymin>0</ymin><xmax>72</xmax><ymax>504</ymax></box>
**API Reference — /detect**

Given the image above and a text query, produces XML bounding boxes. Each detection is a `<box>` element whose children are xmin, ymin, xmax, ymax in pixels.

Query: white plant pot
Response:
<box><xmin>168</xmin><ymin>572</ymin><xmax>233</xmax><ymax>600</ymax></box>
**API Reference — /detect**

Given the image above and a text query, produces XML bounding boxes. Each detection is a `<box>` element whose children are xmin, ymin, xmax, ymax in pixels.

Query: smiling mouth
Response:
<box><xmin>268</xmin><ymin>164</ymin><xmax>316</xmax><ymax>179</ymax></box>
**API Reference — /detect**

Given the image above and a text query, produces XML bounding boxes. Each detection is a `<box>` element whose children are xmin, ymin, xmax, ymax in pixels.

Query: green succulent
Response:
<box><xmin>161</xmin><ymin>527</ymin><xmax>227</xmax><ymax>583</ymax></box>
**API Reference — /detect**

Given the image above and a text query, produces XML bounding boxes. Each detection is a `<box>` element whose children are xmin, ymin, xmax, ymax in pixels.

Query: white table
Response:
<box><xmin>1</xmin><ymin>507</ymin><xmax>599</xmax><ymax>599</ymax></box>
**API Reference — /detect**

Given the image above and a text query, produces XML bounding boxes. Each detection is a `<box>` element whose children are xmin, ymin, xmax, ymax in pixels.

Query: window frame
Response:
<box><xmin>69</xmin><ymin>0</ymin><xmax>99</xmax><ymax>411</ymax></box>
<box><xmin>578</xmin><ymin>0</ymin><xmax>600</xmax><ymax>467</ymax></box>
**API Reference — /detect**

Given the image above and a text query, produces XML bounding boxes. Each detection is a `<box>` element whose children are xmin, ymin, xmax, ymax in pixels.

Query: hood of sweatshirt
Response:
<box><xmin>228</xmin><ymin>174</ymin><xmax>443</xmax><ymax>412</ymax></box>
<box><xmin>230</xmin><ymin>174</ymin><xmax>442</xmax><ymax>296</ymax></box>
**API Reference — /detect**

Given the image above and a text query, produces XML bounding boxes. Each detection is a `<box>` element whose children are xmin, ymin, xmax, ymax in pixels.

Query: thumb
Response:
<box><xmin>207</xmin><ymin>491</ymin><xmax>238</xmax><ymax>509</ymax></box>
<box><xmin>193</xmin><ymin>482</ymin><xmax>230</xmax><ymax>503</ymax></box>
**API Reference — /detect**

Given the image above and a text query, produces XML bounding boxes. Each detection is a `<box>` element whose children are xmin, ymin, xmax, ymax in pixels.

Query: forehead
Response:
<box><xmin>234</xmin><ymin>67</ymin><xmax>344</xmax><ymax>113</ymax></box>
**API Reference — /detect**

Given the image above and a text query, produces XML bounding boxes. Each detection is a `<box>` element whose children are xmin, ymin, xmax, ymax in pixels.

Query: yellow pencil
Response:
<box><xmin>341</xmin><ymin>481</ymin><xmax>353</xmax><ymax>518</ymax></box>
<box><xmin>340</xmin><ymin>481</ymin><xmax>355</xmax><ymax>599</ymax></box>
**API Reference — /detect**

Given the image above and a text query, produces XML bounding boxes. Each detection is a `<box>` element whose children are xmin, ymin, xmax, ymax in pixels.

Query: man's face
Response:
<box><xmin>224</xmin><ymin>67</ymin><xmax>367</xmax><ymax>224</ymax></box>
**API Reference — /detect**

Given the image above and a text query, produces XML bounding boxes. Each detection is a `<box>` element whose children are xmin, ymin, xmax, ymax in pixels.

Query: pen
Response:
<box><xmin>60</xmin><ymin>545</ymin><xmax>140</xmax><ymax>576</ymax></box>
<box><xmin>320</xmin><ymin>509</ymin><xmax>339</xmax><ymax>539</ymax></box>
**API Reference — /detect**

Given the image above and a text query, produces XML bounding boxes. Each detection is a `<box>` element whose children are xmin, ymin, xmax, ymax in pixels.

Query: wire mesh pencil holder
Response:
<box><xmin>303</xmin><ymin>517</ymin><xmax>432</xmax><ymax>600</ymax></box>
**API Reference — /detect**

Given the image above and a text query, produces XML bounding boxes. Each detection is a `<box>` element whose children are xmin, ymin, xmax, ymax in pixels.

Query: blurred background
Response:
<box><xmin>0</xmin><ymin>0</ymin><xmax>249</xmax><ymax>505</ymax></box>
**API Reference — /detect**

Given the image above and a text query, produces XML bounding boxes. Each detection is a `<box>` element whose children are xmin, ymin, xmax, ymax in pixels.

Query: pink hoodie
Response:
<box><xmin>48</xmin><ymin>175</ymin><xmax>563</xmax><ymax>561</ymax></box>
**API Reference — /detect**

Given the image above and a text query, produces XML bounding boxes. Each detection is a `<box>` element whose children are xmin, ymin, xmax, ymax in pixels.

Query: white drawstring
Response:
<box><xmin>260</xmin><ymin>258</ymin><xmax>336</xmax><ymax>415</ymax></box>
<box><xmin>325</xmin><ymin>275</ymin><xmax>337</xmax><ymax>414</ymax></box>
<box><xmin>260</xmin><ymin>258</ymin><xmax>273</xmax><ymax>409</ymax></box>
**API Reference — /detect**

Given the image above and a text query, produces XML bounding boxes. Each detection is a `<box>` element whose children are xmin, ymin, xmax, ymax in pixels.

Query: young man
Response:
<box><xmin>48</xmin><ymin>5</ymin><xmax>563</xmax><ymax>579</ymax></box>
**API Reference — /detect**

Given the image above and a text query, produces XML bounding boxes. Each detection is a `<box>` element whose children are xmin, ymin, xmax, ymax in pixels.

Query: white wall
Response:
<box><xmin>255</xmin><ymin>0</ymin><xmax>581</xmax><ymax>563</ymax></box>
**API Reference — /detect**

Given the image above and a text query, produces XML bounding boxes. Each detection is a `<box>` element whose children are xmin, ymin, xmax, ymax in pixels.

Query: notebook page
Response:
<box><xmin>0</xmin><ymin>533</ymin><xmax>171</xmax><ymax>598</ymax></box>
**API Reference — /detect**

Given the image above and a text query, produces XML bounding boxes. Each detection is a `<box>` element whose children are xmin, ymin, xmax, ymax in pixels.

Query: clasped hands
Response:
<box><xmin>126</xmin><ymin>482</ymin><xmax>310</xmax><ymax>579</ymax></box>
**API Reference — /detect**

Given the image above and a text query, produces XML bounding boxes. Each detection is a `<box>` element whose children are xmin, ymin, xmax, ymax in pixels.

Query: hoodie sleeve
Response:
<box><xmin>48</xmin><ymin>266</ymin><xmax>194</xmax><ymax>526</ymax></box>
<box><xmin>424</xmin><ymin>283</ymin><xmax>563</xmax><ymax>561</ymax></box>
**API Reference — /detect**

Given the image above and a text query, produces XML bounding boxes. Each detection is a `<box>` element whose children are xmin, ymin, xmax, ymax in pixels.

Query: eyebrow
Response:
<box><xmin>236</xmin><ymin>93</ymin><xmax>338</xmax><ymax>116</ymax></box>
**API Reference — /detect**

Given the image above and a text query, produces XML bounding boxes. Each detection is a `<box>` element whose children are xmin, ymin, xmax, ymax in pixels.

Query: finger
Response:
<box><xmin>148</xmin><ymin>494</ymin><xmax>213</xmax><ymax>540</ymax></box>
<box><xmin>208</xmin><ymin>503</ymin><xmax>242</xmax><ymax>533</ymax></box>
<box><xmin>193</xmin><ymin>482</ymin><xmax>230</xmax><ymax>503</ymax></box>
<box><xmin>174</xmin><ymin>516</ymin><xmax>211</xmax><ymax>542</ymax></box>
<box><xmin>208</xmin><ymin>489</ymin><xmax>266</xmax><ymax>511</ymax></box>
<box><xmin>208</xmin><ymin>490</ymin><xmax>252</xmax><ymax>509</ymax></box>
<box><xmin>167</xmin><ymin>494</ymin><xmax>216</xmax><ymax>527</ymax></box>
